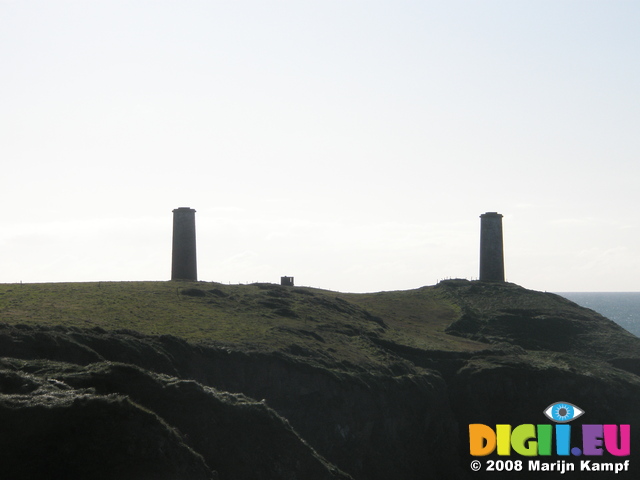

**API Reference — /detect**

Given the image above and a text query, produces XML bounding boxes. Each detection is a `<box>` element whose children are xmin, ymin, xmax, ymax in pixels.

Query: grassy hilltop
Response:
<box><xmin>1</xmin><ymin>279</ymin><xmax>636</xmax><ymax>367</ymax></box>
<box><xmin>0</xmin><ymin>280</ymin><xmax>479</xmax><ymax>369</ymax></box>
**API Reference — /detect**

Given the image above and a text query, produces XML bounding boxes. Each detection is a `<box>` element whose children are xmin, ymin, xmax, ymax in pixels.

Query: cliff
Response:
<box><xmin>0</xmin><ymin>280</ymin><xmax>638</xmax><ymax>479</ymax></box>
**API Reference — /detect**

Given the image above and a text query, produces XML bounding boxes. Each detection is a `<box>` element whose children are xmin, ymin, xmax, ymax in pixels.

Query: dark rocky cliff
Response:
<box><xmin>0</xmin><ymin>280</ymin><xmax>638</xmax><ymax>479</ymax></box>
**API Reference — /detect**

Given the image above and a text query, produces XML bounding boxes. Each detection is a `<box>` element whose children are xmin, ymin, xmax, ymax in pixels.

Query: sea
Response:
<box><xmin>557</xmin><ymin>292</ymin><xmax>640</xmax><ymax>338</ymax></box>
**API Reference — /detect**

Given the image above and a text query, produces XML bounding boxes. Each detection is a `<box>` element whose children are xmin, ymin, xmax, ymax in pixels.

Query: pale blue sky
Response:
<box><xmin>1</xmin><ymin>1</ymin><xmax>639</xmax><ymax>292</ymax></box>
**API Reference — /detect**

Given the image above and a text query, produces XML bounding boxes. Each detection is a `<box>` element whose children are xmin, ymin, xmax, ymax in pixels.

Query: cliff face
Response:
<box><xmin>0</xmin><ymin>280</ymin><xmax>638</xmax><ymax>479</ymax></box>
<box><xmin>0</xmin><ymin>363</ymin><xmax>214</xmax><ymax>480</ymax></box>
<box><xmin>0</xmin><ymin>349</ymin><xmax>351</xmax><ymax>480</ymax></box>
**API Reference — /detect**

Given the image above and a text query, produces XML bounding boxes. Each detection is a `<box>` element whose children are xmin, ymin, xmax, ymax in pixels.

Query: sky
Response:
<box><xmin>1</xmin><ymin>0</ymin><xmax>639</xmax><ymax>293</ymax></box>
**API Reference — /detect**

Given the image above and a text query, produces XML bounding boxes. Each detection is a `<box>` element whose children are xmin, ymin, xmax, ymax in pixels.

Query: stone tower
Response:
<box><xmin>171</xmin><ymin>207</ymin><xmax>197</xmax><ymax>281</ymax></box>
<box><xmin>479</xmin><ymin>212</ymin><xmax>505</xmax><ymax>282</ymax></box>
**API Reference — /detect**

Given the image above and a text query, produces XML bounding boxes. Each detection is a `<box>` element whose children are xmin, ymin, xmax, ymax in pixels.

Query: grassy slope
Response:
<box><xmin>438</xmin><ymin>279</ymin><xmax>640</xmax><ymax>359</ymax></box>
<box><xmin>0</xmin><ymin>281</ymin><xmax>487</xmax><ymax>370</ymax></box>
<box><xmin>2</xmin><ymin>279</ymin><xmax>636</xmax><ymax>372</ymax></box>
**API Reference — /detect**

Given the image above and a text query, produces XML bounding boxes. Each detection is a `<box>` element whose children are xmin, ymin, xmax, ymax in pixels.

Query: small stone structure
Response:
<box><xmin>171</xmin><ymin>207</ymin><xmax>198</xmax><ymax>281</ymax></box>
<box><xmin>281</xmin><ymin>276</ymin><xmax>294</xmax><ymax>287</ymax></box>
<box><xmin>479</xmin><ymin>212</ymin><xmax>505</xmax><ymax>282</ymax></box>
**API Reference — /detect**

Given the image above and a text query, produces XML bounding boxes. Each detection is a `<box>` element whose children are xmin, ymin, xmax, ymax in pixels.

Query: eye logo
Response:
<box><xmin>543</xmin><ymin>402</ymin><xmax>585</xmax><ymax>423</ymax></box>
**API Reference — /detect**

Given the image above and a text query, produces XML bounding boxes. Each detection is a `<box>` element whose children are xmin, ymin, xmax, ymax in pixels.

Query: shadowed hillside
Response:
<box><xmin>0</xmin><ymin>280</ymin><xmax>638</xmax><ymax>479</ymax></box>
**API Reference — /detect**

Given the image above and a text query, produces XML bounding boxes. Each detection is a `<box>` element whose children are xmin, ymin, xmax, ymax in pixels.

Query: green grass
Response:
<box><xmin>337</xmin><ymin>287</ymin><xmax>483</xmax><ymax>352</ymax></box>
<box><xmin>6</xmin><ymin>279</ymin><xmax>629</xmax><ymax>372</ymax></box>
<box><xmin>434</xmin><ymin>279</ymin><xmax>579</xmax><ymax>316</ymax></box>
<box><xmin>0</xmin><ymin>280</ymin><xmax>490</xmax><ymax>371</ymax></box>
<box><xmin>0</xmin><ymin>282</ymin><xmax>309</xmax><ymax>341</ymax></box>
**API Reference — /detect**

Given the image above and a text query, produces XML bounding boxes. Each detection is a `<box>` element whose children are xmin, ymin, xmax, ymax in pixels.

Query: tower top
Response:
<box><xmin>480</xmin><ymin>212</ymin><xmax>502</xmax><ymax>218</ymax></box>
<box><xmin>173</xmin><ymin>207</ymin><xmax>196</xmax><ymax>213</ymax></box>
